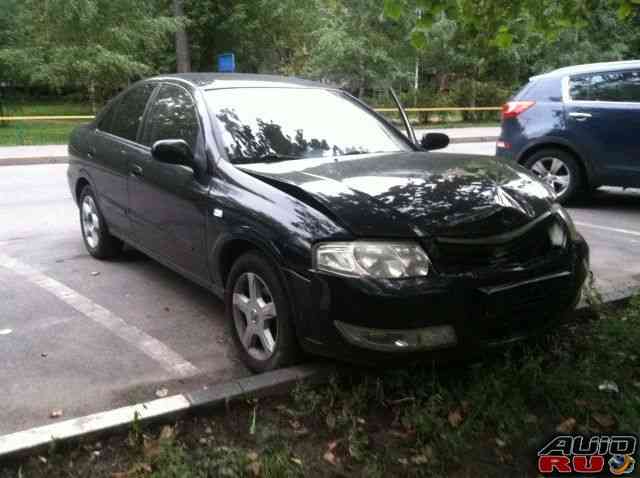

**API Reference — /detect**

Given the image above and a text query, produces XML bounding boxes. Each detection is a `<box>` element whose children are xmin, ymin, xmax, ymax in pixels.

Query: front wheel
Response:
<box><xmin>225</xmin><ymin>252</ymin><xmax>299</xmax><ymax>373</ymax></box>
<box><xmin>524</xmin><ymin>149</ymin><xmax>583</xmax><ymax>204</ymax></box>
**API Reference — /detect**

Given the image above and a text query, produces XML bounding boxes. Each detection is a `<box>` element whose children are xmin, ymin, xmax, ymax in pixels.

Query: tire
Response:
<box><xmin>524</xmin><ymin>149</ymin><xmax>583</xmax><ymax>204</ymax></box>
<box><xmin>79</xmin><ymin>185</ymin><xmax>123</xmax><ymax>259</ymax></box>
<box><xmin>225</xmin><ymin>252</ymin><xmax>299</xmax><ymax>373</ymax></box>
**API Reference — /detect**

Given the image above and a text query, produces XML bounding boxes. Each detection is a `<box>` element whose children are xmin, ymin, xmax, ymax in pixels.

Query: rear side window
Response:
<box><xmin>109</xmin><ymin>83</ymin><xmax>156</xmax><ymax>142</ymax></box>
<box><xmin>97</xmin><ymin>100</ymin><xmax>118</xmax><ymax>133</ymax></box>
<box><xmin>143</xmin><ymin>84</ymin><xmax>200</xmax><ymax>149</ymax></box>
<box><xmin>520</xmin><ymin>78</ymin><xmax>561</xmax><ymax>102</ymax></box>
<box><xmin>569</xmin><ymin>70</ymin><xmax>640</xmax><ymax>102</ymax></box>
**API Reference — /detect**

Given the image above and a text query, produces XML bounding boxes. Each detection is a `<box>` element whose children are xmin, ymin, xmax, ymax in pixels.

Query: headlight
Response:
<box><xmin>314</xmin><ymin>241</ymin><xmax>431</xmax><ymax>279</ymax></box>
<box><xmin>552</xmin><ymin>204</ymin><xmax>580</xmax><ymax>241</ymax></box>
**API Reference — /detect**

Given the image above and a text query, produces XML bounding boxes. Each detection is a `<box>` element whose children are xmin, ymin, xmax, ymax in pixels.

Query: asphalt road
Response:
<box><xmin>1</xmin><ymin>153</ymin><xmax>639</xmax><ymax>435</ymax></box>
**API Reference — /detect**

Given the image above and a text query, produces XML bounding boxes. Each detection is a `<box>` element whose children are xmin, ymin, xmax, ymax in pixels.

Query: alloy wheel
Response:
<box><xmin>81</xmin><ymin>195</ymin><xmax>101</xmax><ymax>249</ymax></box>
<box><xmin>232</xmin><ymin>272</ymin><xmax>278</xmax><ymax>361</ymax></box>
<box><xmin>530</xmin><ymin>157</ymin><xmax>572</xmax><ymax>197</ymax></box>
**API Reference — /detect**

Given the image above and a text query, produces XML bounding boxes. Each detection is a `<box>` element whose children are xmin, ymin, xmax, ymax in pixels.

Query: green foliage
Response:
<box><xmin>0</xmin><ymin>0</ymin><xmax>176</xmax><ymax>101</ymax></box>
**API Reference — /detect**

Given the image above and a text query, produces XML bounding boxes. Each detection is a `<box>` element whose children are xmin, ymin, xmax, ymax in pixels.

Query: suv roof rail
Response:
<box><xmin>530</xmin><ymin>60</ymin><xmax>640</xmax><ymax>81</ymax></box>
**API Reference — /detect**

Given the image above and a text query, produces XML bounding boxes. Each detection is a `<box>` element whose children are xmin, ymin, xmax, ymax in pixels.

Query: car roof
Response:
<box><xmin>148</xmin><ymin>73</ymin><xmax>330</xmax><ymax>90</ymax></box>
<box><xmin>530</xmin><ymin>60</ymin><xmax>640</xmax><ymax>81</ymax></box>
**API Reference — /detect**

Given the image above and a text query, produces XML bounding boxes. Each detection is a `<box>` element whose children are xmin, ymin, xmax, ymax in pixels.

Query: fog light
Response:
<box><xmin>334</xmin><ymin>321</ymin><xmax>457</xmax><ymax>352</ymax></box>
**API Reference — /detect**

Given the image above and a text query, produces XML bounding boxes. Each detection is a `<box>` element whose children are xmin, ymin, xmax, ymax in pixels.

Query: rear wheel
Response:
<box><xmin>225</xmin><ymin>252</ymin><xmax>299</xmax><ymax>373</ymax></box>
<box><xmin>79</xmin><ymin>185</ymin><xmax>123</xmax><ymax>259</ymax></box>
<box><xmin>524</xmin><ymin>149</ymin><xmax>583</xmax><ymax>204</ymax></box>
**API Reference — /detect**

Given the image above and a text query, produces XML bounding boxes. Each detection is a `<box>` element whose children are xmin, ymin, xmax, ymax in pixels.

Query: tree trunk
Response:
<box><xmin>173</xmin><ymin>0</ymin><xmax>191</xmax><ymax>73</ymax></box>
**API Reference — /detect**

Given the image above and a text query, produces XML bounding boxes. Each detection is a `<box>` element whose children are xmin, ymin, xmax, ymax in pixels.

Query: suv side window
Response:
<box><xmin>109</xmin><ymin>83</ymin><xmax>156</xmax><ymax>142</ymax></box>
<box><xmin>143</xmin><ymin>84</ymin><xmax>200</xmax><ymax>150</ymax></box>
<box><xmin>570</xmin><ymin>70</ymin><xmax>640</xmax><ymax>102</ymax></box>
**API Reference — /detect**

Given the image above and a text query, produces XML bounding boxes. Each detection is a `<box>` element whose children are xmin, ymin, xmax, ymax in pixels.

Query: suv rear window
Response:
<box><xmin>569</xmin><ymin>70</ymin><xmax>640</xmax><ymax>102</ymax></box>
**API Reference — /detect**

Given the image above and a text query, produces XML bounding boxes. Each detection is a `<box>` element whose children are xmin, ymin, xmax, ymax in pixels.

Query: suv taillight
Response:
<box><xmin>501</xmin><ymin>101</ymin><xmax>535</xmax><ymax>119</ymax></box>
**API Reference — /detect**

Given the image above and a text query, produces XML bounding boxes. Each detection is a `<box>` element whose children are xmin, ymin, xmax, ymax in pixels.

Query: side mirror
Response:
<box><xmin>420</xmin><ymin>133</ymin><xmax>450</xmax><ymax>151</ymax></box>
<box><xmin>151</xmin><ymin>139</ymin><xmax>195</xmax><ymax>170</ymax></box>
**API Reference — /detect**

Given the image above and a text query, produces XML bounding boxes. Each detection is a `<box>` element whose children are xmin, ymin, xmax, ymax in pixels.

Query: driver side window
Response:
<box><xmin>143</xmin><ymin>84</ymin><xmax>200</xmax><ymax>150</ymax></box>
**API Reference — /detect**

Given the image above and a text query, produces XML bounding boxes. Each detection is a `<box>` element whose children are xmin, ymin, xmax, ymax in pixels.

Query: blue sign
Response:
<box><xmin>217</xmin><ymin>53</ymin><xmax>236</xmax><ymax>73</ymax></box>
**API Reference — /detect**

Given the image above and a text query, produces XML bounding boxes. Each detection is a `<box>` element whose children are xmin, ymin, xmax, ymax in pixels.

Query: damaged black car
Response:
<box><xmin>67</xmin><ymin>74</ymin><xmax>590</xmax><ymax>372</ymax></box>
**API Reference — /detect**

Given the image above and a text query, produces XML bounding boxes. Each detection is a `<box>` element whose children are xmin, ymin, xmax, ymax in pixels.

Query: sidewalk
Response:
<box><xmin>0</xmin><ymin>145</ymin><xmax>68</xmax><ymax>166</ymax></box>
<box><xmin>0</xmin><ymin>127</ymin><xmax>501</xmax><ymax>166</ymax></box>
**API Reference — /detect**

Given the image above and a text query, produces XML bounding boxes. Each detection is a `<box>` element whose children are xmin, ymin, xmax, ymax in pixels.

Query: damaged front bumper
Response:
<box><xmin>285</xmin><ymin>235</ymin><xmax>589</xmax><ymax>365</ymax></box>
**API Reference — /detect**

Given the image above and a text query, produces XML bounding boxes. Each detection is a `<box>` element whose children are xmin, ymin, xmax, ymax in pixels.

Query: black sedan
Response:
<box><xmin>67</xmin><ymin>74</ymin><xmax>589</xmax><ymax>372</ymax></box>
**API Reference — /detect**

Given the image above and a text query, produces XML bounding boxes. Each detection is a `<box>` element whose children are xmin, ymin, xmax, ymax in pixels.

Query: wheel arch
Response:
<box><xmin>517</xmin><ymin>139</ymin><xmax>595</xmax><ymax>187</ymax></box>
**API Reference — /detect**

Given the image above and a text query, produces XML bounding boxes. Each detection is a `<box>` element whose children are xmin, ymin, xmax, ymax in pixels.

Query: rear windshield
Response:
<box><xmin>205</xmin><ymin>88</ymin><xmax>411</xmax><ymax>165</ymax></box>
<box><xmin>514</xmin><ymin>77</ymin><xmax>561</xmax><ymax>102</ymax></box>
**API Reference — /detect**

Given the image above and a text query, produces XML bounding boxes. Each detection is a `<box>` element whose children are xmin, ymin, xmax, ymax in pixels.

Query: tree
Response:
<box><xmin>173</xmin><ymin>0</ymin><xmax>191</xmax><ymax>73</ymax></box>
<box><xmin>0</xmin><ymin>0</ymin><xmax>176</xmax><ymax>106</ymax></box>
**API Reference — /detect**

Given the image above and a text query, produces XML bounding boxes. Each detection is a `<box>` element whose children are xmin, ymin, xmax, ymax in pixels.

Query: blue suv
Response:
<box><xmin>496</xmin><ymin>60</ymin><xmax>640</xmax><ymax>203</ymax></box>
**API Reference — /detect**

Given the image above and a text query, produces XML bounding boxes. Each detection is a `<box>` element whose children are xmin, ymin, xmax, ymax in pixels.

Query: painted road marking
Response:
<box><xmin>0</xmin><ymin>254</ymin><xmax>199</xmax><ymax>378</ymax></box>
<box><xmin>574</xmin><ymin>221</ymin><xmax>640</xmax><ymax>238</ymax></box>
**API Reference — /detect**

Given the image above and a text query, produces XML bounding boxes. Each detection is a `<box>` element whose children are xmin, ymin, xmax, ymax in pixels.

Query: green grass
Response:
<box><xmin>4</xmin><ymin>296</ymin><xmax>639</xmax><ymax>478</ymax></box>
<box><xmin>0</xmin><ymin>120</ymin><xmax>86</xmax><ymax>145</ymax></box>
<box><xmin>0</xmin><ymin>100</ymin><xmax>93</xmax><ymax>145</ymax></box>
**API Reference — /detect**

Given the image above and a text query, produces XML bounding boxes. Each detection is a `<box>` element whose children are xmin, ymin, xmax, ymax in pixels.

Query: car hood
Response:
<box><xmin>237</xmin><ymin>151</ymin><xmax>555</xmax><ymax>239</ymax></box>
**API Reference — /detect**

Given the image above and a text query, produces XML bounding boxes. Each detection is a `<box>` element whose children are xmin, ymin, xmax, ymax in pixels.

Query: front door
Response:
<box><xmin>128</xmin><ymin>83</ymin><xmax>210</xmax><ymax>283</ymax></box>
<box><xmin>565</xmin><ymin>69</ymin><xmax>640</xmax><ymax>186</ymax></box>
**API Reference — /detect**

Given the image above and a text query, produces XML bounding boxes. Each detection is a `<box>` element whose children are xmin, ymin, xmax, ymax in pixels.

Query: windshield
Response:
<box><xmin>205</xmin><ymin>88</ymin><xmax>412</xmax><ymax>164</ymax></box>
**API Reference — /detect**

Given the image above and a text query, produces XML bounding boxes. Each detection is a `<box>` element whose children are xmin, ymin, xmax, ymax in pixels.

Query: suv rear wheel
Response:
<box><xmin>524</xmin><ymin>148</ymin><xmax>583</xmax><ymax>203</ymax></box>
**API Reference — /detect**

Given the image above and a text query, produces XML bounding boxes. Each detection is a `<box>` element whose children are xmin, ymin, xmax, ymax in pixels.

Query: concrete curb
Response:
<box><xmin>0</xmin><ymin>157</ymin><xmax>70</xmax><ymax>167</ymax></box>
<box><xmin>0</xmin><ymin>363</ymin><xmax>334</xmax><ymax>460</ymax></box>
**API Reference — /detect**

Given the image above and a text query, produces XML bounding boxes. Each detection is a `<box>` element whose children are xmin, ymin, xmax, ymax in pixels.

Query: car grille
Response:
<box><xmin>429</xmin><ymin>215</ymin><xmax>563</xmax><ymax>274</ymax></box>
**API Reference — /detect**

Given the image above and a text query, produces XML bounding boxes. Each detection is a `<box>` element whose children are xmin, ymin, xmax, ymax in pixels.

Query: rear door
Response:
<box><xmin>564</xmin><ymin>69</ymin><xmax>640</xmax><ymax>185</ymax></box>
<box><xmin>92</xmin><ymin>83</ymin><xmax>157</xmax><ymax>238</ymax></box>
<box><xmin>128</xmin><ymin>83</ymin><xmax>210</xmax><ymax>282</ymax></box>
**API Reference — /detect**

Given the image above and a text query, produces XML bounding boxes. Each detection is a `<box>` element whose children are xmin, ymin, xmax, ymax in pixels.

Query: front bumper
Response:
<box><xmin>286</xmin><ymin>237</ymin><xmax>589</xmax><ymax>365</ymax></box>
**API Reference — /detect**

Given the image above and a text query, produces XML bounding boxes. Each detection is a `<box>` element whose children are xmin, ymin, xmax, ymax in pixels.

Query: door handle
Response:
<box><xmin>130</xmin><ymin>164</ymin><xmax>144</xmax><ymax>177</ymax></box>
<box><xmin>569</xmin><ymin>112</ymin><xmax>592</xmax><ymax>121</ymax></box>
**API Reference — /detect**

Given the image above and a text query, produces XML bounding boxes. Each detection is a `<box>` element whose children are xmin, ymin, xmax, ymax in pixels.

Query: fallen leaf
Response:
<box><xmin>411</xmin><ymin>455</ymin><xmax>429</xmax><ymax>465</ymax></box>
<box><xmin>448</xmin><ymin>408</ymin><xmax>464</xmax><ymax>428</ymax></box>
<box><xmin>495</xmin><ymin>438</ymin><xmax>507</xmax><ymax>448</ymax></box>
<box><xmin>398</xmin><ymin>458</ymin><xmax>409</xmax><ymax>466</ymax></box>
<box><xmin>323</xmin><ymin>451</ymin><xmax>338</xmax><ymax>466</ymax></box>
<box><xmin>50</xmin><ymin>409</ymin><xmax>63</xmax><ymax>419</ymax></box>
<box><xmin>143</xmin><ymin>438</ymin><xmax>161</xmax><ymax>459</ymax></box>
<box><xmin>291</xmin><ymin>457</ymin><xmax>303</xmax><ymax>466</ymax></box>
<box><xmin>246</xmin><ymin>461</ymin><xmax>261</xmax><ymax>476</ymax></box>
<box><xmin>155</xmin><ymin>388</ymin><xmax>169</xmax><ymax>398</ymax></box>
<box><xmin>246</xmin><ymin>451</ymin><xmax>259</xmax><ymax>462</ymax></box>
<box><xmin>205</xmin><ymin>426</ymin><xmax>213</xmax><ymax>435</ymax></box>
<box><xmin>327</xmin><ymin>440</ymin><xmax>338</xmax><ymax>452</ymax></box>
<box><xmin>38</xmin><ymin>456</ymin><xmax>48</xmax><ymax>464</ymax></box>
<box><xmin>598</xmin><ymin>381</ymin><xmax>620</xmax><ymax>393</ymax></box>
<box><xmin>111</xmin><ymin>473</ymin><xmax>127</xmax><ymax>478</ymax></box>
<box><xmin>159</xmin><ymin>425</ymin><xmax>174</xmax><ymax>441</ymax></box>
<box><xmin>592</xmin><ymin>413</ymin><xmax>615</xmax><ymax>428</ymax></box>
<box><xmin>326</xmin><ymin>413</ymin><xmax>336</xmax><ymax>430</ymax></box>
<box><xmin>356</xmin><ymin>417</ymin><xmax>366</xmax><ymax>425</ymax></box>
<box><xmin>556</xmin><ymin>417</ymin><xmax>577</xmax><ymax>433</ymax></box>
<box><xmin>289</xmin><ymin>419</ymin><xmax>301</xmax><ymax>430</ymax></box>
<box><xmin>294</xmin><ymin>427</ymin><xmax>310</xmax><ymax>436</ymax></box>
<box><xmin>199</xmin><ymin>438</ymin><xmax>207</xmax><ymax>445</ymax></box>
<box><xmin>524</xmin><ymin>414</ymin><xmax>538</xmax><ymax>424</ymax></box>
